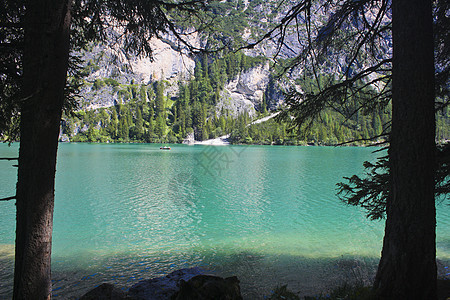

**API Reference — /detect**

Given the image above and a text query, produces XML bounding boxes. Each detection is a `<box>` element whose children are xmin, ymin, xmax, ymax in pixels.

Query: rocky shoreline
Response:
<box><xmin>79</xmin><ymin>267</ymin><xmax>243</xmax><ymax>300</ymax></box>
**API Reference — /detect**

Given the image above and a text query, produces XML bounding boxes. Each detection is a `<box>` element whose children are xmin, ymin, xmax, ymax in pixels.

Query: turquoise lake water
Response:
<box><xmin>0</xmin><ymin>143</ymin><xmax>449</xmax><ymax>298</ymax></box>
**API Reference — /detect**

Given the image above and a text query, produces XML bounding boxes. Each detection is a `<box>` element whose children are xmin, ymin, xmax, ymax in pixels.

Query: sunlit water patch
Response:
<box><xmin>0</xmin><ymin>143</ymin><xmax>448</xmax><ymax>299</ymax></box>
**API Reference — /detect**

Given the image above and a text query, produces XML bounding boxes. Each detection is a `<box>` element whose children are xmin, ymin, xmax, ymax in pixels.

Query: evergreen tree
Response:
<box><xmin>261</xmin><ymin>94</ymin><xmax>268</xmax><ymax>114</ymax></box>
<box><xmin>148</xmin><ymin>102</ymin><xmax>155</xmax><ymax>122</ymax></box>
<box><xmin>194</xmin><ymin>59</ymin><xmax>203</xmax><ymax>79</ymax></box>
<box><xmin>155</xmin><ymin>81</ymin><xmax>165</xmax><ymax>118</ymax></box>
<box><xmin>139</xmin><ymin>85</ymin><xmax>147</xmax><ymax>102</ymax></box>
<box><xmin>147</xmin><ymin>118</ymin><xmax>154</xmax><ymax>142</ymax></box>
<box><xmin>373</xmin><ymin>114</ymin><xmax>383</xmax><ymax>137</ymax></box>
<box><xmin>155</xmin><ymin>114</ymin><xmax>166</xmax><ymax>137</ymax></box>
<box><xmin>118</xmin><ymin>117</ymin><xmax>129</xmax><ymax>141</ymax></box>
<box><xmin>134</xmin><ymin>108</ymin><xmax>144</xmax><ymax>140</ymax></box>
<box><xmin>107</xmin><ymin>109</ymin><xmax>119</xmax><ymax>139</ymax></box>
<box><xmin>147</xmin><ymin>85</ymin><xmax>156</xmax><ymax>102</ymax></box>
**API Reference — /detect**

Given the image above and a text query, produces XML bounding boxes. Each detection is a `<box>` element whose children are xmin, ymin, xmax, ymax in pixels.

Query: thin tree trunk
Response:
<box><xmin>374</xmin><ymin>0</ymin><xmax>436</xmax><ymax>299</ymax></box>
<box><xmin>13</xmin><ymin>0</ymin><xmax>71</xmax><ymax>299</ymax></box>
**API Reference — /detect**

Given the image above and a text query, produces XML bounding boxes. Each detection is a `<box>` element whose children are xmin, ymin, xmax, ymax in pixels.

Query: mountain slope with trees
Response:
<box><xmin>58</xmin><ymin>0</ymin><xmax>449</xmax><ymax>146</ymax></box>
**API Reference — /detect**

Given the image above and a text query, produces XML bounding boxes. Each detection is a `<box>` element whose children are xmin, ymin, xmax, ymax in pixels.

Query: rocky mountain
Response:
<box><xmin>74</xmin><ymin>0</ymin><xmax>298</xmax><ymax>116</ymax></box>
<box><xmin>59</xmin><ymin>0</ymin><xmax>325</xmax><ymax>144</ymax></box>
<box><xmin>78</xmin><ymin>41</ymin><xmax>281</xmax><ymax>116</ymax></box>
<box><xmin>78</xmin><ymin>34</ymin><xmax>197</xmax><ymax>111</ymax></box>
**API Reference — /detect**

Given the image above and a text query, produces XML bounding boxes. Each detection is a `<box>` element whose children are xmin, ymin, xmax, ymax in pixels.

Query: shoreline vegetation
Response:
<box><xmin>57</xmin><ymin>107</ymin><xmax>392</xmax><ymax>147</ymax></box>
<box><xmin>58</xmin><ymin>137</ymin><xmax>385</xmax><ymax>147</ymax></box>
<box><xmin>59</xmin><ymin>106</ymin><xmax>394</xmax><ymax>147</ymax></box>
<box><xmin>54</xmin><ymin>99</ymin><xmax>447</xmax><ymax>147</ymax></box>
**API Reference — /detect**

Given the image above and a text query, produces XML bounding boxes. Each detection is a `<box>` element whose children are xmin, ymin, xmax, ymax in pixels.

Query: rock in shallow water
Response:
<box><xmin>127</xmin><ymin>267</ymin><xmax>205</xmax><ymax>300</ymax></box>
<box><xmin>79</xmin><ymin>267</ymin><xmax>243</xmax><ymax>300</ymax></box>
<box><xmin>172</xmin><ymin>275</ymin><xmax>243</xmax><ymax>300</ymax></box>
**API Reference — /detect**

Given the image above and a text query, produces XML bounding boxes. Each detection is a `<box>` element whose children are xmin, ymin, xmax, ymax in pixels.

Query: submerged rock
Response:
<box><xmin>127</xmin><ymin>267</ymin><xmax>205</xmax><ymax>300</ymax></box>
<box><xmin>79</xmin><ymin>267</ymin><xmax>243</xmax><ymax>300</ymax></box>
<box><xmin>172</xmin><ymin>275</ymin><xmax>243</xmax><ymax>300</ymax></box>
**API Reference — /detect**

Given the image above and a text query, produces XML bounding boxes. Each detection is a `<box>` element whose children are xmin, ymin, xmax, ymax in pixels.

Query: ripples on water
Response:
<box><xmin>0</xmin><ymin>143</ymin><xmax>448</xmax><ymax>299</ymax></box>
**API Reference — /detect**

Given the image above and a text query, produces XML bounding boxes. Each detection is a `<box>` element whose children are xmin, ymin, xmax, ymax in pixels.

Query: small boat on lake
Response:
<box><xmin>160</xmin><ymin>146</ymin><xmax>171</xmax><ymax>150</ymax></box>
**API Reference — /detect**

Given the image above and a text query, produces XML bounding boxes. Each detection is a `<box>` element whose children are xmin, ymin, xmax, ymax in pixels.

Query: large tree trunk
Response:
<box><xmin>13</xmin><ymin>0</ymin><xmax>71</xmax><ymax>299</ymax></box>
<box><xmin>374</xmin><ymin>0</ymin><xmax>436</xmax><ymax>299</ymax></box>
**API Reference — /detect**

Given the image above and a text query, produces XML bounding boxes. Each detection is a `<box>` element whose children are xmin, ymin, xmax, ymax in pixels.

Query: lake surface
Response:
<box><xmin>0</xmin><ymin>143</ymin><xmax>449</xmax><ymax>298</ymax></box>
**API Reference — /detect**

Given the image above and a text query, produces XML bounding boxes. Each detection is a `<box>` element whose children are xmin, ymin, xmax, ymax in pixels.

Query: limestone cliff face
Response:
<box><xmin>129</xmin><ymin>38</ymin><xmax>195</xmax><ymax>83</ymax></box>
<box><xmin>86</xmin><ymin>33</ymin><xmax>198</xmax><ymax>84</ymax></box>
<box><xmin>78</xmin><ymin>33</ymin><xmax>198</xmax><ymax>110</ymax></box>
<box><xmin>217</xmin><ymin>62</ymin><xmax>272</xmax><ymax>118</ymax></box>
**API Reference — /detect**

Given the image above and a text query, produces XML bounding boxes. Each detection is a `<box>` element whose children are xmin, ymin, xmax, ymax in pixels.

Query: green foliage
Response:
<box><xmin>104</xmin><ymin>78</ymin><xmax>120</xmax><ymax>87</ymax></box>
<box><xmin>173</xmin><ymin>0</ymin><xmax>252</xmax><ymax>50</ymax></box>
<box><xmin>155</xmin><ymin>81</ymin><xmax>166</xmax><ymax>117</ymax></box>
<box><xmin>229</xmin><ymin>106</ymin><xmax>391</xmax><ymax>146</ymax></box>
<box><xmin>92</xmin><ymin>78</ymin><xmax>105</xmax><ymax>90</ymax></box>
<box><xmin>337</xmin><ymin>142</ymin><xmax>450</xmax><ymax>220</ymax></box>
<box><xmin>337</xmin><ymin>154</ymin><xmax>389</xmax><ymax>220</ymax></box>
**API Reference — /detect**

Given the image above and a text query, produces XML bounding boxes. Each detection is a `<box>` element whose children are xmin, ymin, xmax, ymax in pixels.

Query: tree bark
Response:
<box><xmin>13</xmin><ymin>0</ymin><xmax>71</xmax><ymax>299</ymax></box>
<box><xmin>374</xmin><ymin>0</ymin><xmax>436</xmax><ymax>299</ymax></box>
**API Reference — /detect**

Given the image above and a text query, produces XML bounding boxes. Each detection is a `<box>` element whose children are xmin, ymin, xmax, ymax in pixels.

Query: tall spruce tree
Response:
<box><xmin>374</xmin><ymin>1</ymin><xmax>436</xmax><ymax>298</ymax></box>
<box><xmin>13</xmin><ymin>1</ymin><xmax>72</xmax><ymax>298</ymax></box>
